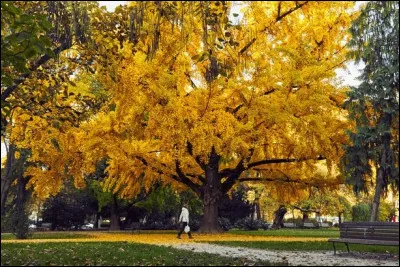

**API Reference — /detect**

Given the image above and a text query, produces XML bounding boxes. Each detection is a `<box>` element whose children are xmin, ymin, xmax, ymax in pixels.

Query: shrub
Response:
<box><xmin>218</xmin><ymin>217</ymin><xmax>233</xmax><ymax>231</ymax></box>
<box><xmin>234</xmin><ymin>217</ymin><xmax>264</xmax><ymax>230</ymax></box>
<box><xmin>352</xmin><ymin>203</ymin><xmax>371</xmax><ymax>221</ymax></box>
<box><xmin>100</xmin><ymin>222</ymin><xmax>110</xmax><ymax>228</ymax></box>
<box><xmin>189</xmin><ymin>218</ymin><xmax>202</xmax><ymax>231</ymax></box>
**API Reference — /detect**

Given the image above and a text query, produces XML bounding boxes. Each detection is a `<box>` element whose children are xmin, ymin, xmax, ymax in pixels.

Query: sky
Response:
<box><xmin>1</xmin><ymin>1</ymin><xmax>363</xmax><ymax>159</ymax></box>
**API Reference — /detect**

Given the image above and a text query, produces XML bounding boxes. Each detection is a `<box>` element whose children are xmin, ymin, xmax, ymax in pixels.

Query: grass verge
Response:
<box><xmin>1</xmin><ymin>242</ymin><xmax>284</xmax><ymax>266</ymax></box>
<box><xmin>228</xmin><ymin>228</ymin><xmax>340</xmax><ymax>238</ymax></box>
<box><xmin>1</xmin><ymin>232</ymin><xmax>93</xmax><ymax>240</ymax></box>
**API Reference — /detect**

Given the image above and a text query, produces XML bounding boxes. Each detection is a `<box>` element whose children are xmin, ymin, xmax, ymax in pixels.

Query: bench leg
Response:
<box><xmin>345</xmin><ymin>243</ymin><xmax>350</xmax><ymax>253</ymax></box>
<box><xmin>333</xmin><ymin>242</ymin><xmax>336</xmax><ymax>255</ymax></box>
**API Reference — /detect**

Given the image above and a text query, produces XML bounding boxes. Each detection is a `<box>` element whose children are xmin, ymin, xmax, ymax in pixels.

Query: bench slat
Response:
<box><xmin>340</xmin><ymin>230</ymin><xmax>399</xmax><ymax>235</ymax></box>
<box><xmin>341</xmin><ymin>222</ymin><xmax>399</xmax><ymax>225</ymax></box>
<box><xmin>328</xmin><ymin>238</ymin><xmax>399</xmax><ymax>246</ymax></box>
<box><xmin>340</xmin><ymin>235</ymin><xmax>399</xmax><ymax>241</ymax></box>
<box><xmin>328</xmin><ymin>222</ymin><xmax>399</xmax><ymax>255</ymax></box>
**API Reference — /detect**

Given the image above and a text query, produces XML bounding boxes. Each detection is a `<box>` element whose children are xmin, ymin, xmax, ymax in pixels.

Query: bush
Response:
<box><xmin>234</xmin><ymin>217</ymin><xmax>264</xmax><ymax>230</ymax></box>
<box><xmin>218</xmin><ymin>217</ymin><xmax>233</xmax><ymax>231</ymax></box>
<box><xmin>189</xmin><ymin>218</ymin><xmax>202</xmax><ymax>231</ymax></box>
<box><xmin>100</xmin><ymin>222</ymin><xmax>110</xmax><ymax>228</ymax></box>
<box><xmin>260</xmin><ymin>221</ymin><xmax>270</xmax><ymax>230</ymax></box>
<box><xmin>352</xmin><ymin>203</ymin><xmax>371</xmax><ymax>221</ymax></box>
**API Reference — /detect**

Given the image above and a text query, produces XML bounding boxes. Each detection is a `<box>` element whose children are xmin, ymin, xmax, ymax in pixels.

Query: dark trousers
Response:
<box><xmin>177</xmin><ymin>222</ymin><xmax>192</xmax><ymax>237</ymax></box>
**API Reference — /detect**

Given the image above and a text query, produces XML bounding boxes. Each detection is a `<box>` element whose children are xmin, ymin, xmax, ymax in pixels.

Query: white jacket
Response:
<box><xmin>179</xmin><ymin>207</ymin><xmax>189</xmax><ymax>223</ymax></box>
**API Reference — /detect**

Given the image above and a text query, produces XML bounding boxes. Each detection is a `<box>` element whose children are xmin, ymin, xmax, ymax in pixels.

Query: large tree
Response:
<box><xmin>15</xmin><ymin>1</ymin><xmax>356</xmax><ymax>233</ymax></box>
<box><xmin>342</xmin><ymin>1</ymin><xmax>399</xmax><ymax>222</ymax></box>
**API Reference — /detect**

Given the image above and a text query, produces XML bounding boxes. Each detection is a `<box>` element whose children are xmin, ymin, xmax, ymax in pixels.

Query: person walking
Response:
<box><xmin>177</xmin><ymin>204</ymin><xmax>193</xmax><ymax>239</ymax></box>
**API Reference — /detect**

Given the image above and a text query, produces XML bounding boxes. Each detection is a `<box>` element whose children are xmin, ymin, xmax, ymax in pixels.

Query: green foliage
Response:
<box><xmin>378</xmin><ymin>201</ymin><xmax>396</xmax><ymax>222</ymax></box>
<box><xmin>229</xmin><ymin>228</ymin><xmax>340</xmax><ymax>238</ymax></box>
<box><xmin>1</xmin><ymin>2</ymin><xmax>53</xmax><ymax>85</ymax></box>
<box><xmin>89</xmin><ymin>180</ymin><xmax>113</xmax><ymax>212</ymax></box>
<box><xmin>41</xmin><ymin>181</ymin><xmax>97</xmax><ymax>230</ymax></box>
<box><xmin>217</xmin><ymin>217</ymin><xmax>233</xmax><ymax>231</ymax></box>
<box><xmin>343</xmin><ymin>1</ymin><xmax>399</xmax><ymax>194</ymax></box>
<box><xmin>234</xmin><ymin>217</ymin><xmax>268</xmax><ymax>230</ymax></box>
<box><xmin>134</xmin><ymin>184</ymin><xmax>180</xmax><ymax>216</ymax></box>
<box><xmin>351</xmin><ymin>203</ymin><xmax>371</xmax><ymax>222</ymax></box>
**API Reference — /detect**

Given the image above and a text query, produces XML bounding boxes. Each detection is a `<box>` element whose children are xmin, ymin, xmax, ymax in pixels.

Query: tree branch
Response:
<box><xmin>186</xmin><ymin>141</ymin><xmax>206</xmax><ymax>170</ymax></box>
<box><xmin>239</xmin><ymin>1</ymin><xmax>309</xmax><ymax>55</ymax></box>
<box><xmin>136</xmin><ymin>155</ymin><xmax>202</xmax><ymax>196</ymax></box>
<box><xmin>221</xmin><ymin>149</ymin><xmax>255</xmax><ymax>193</ymax></box>
<box><xmin>238</xmin><ymin>176</ymin><xmax>340</xmax><ymax>188</ymax></box>
<box><xmin>175</xmin><ymin>160</ymin><xmax>202</xmax><ymax>195</ymax></box>
<box><xmin>247</xmin><ymin>155</ymin><xmax>325</xmax><ymax>169</ymax></box>
<box><xmin>275</xmin><ymin>1</ymin><xmax>309</xmax><ymax>22</ymax></box>
<box><xmin>2</xmin><ymin>43</ymin><xmax>70</xmax><ymax>103</ymax></box>
<box><xmin>291</xmin><ymin>205</ymin><xmax>320</xmax><ymax>214</ymax></box>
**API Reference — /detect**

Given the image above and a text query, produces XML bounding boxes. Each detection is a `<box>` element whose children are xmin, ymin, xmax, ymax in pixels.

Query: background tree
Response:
<box><xmin>343</xmin><ymin>1</ymin><xmax>399</xmax><ymax>222</ymax></box>
<box><xmin>41</xmin><ymin>180</ymin><xmax>97</xmax><ymax>230</ymax></box>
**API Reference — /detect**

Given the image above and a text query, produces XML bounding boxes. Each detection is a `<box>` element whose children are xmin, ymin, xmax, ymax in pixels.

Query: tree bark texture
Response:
<box><xmin>272</xmin><ymin>205</ymin><xmax>287</xmax><ymax>229</ymax></box>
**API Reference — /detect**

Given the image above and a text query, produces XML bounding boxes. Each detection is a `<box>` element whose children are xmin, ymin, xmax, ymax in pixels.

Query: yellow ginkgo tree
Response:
<box><xmin>20</xmin><ymin>1</ymin><xmax>357</xmax><ymax>233</ymax></box>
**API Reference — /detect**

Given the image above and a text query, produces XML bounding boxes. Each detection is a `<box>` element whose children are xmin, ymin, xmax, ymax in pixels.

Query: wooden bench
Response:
<box><xmin>302</xmin><ymin>222</ymin><xmax>317</xmax><ymax>228</ymax></box>
<box><xmin>328</xmin><ymin>222</ymin><xmax>399</xmax><ymax>255</ymax></box>
<box><xmin>318</xmin><ymin>222</ymin><xmax>330</xmax><ymax>228</ymax></box>
<box><xmin>283</xmin><ymin>223</ymin><xmax>297</xmax><ymax>228</ymax></box>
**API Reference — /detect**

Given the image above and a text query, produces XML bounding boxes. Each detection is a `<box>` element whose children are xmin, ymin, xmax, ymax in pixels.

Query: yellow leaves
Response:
<box><xmin>6</xmin><ymin>2</ymin><xmax>358</xmax><ymax>203</ymax></box>
<box><xmin>0</xmin><ymin>232</ymin><xmax>329</xmax><ymax>245</ymax></box>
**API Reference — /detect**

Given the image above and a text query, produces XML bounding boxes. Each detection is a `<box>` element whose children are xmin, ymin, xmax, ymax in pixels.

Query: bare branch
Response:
<box><xmin>186</xmin><ymin>141</ymin><xmax>206</xmax><ymax>170</ymax></box>
<box><xmin>247</xmin><ymin>155</ymin><xmax>325</xmax><ymax>169</ymax></box>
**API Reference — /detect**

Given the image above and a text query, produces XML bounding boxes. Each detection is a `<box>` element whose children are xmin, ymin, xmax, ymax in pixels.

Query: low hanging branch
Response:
<box><xmin>237</xmin><ymin>176</ymin><xmax>340</xmax><ymax>188</ymax></box>
<box><xmin>221</xmin><ymin>155</ymin><xmax>326</xmax><ymax>194</ymax></box>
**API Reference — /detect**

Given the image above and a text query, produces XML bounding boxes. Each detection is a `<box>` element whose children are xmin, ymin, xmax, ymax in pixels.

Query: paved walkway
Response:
<box><xmin>167</xmin><ymin>243</ymin><xmax>399</xmax><ymax>266</ymax></box>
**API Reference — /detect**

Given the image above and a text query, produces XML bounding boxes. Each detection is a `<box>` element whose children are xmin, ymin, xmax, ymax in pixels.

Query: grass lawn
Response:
<box><xmin>205</xmin><ymin>241</ymin><xmax>399</xmax><ymax>254</ymax></box>
<box><xmin>1</xmin><ymin>232</ymin><xmax>93</xmax><ymax>240</ymax></box>
<box><xmin>1</xmin><ymin>242</ymin><xmax>283</xmax><ymax>266</ymax></box>
<box><xmin>228</xmin><ymin>228</ymin><xmax>340</xmax><ymax>238</ymax></box>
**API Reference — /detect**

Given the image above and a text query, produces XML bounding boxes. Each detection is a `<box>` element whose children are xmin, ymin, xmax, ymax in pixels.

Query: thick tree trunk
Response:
<box><xmin>371</xmin><ymin>168</ymin><xmax>384</xmax><ymax>222</ymax></box>
<box><xmin>200</xmin><ymin>194</ymin><xmax>221</xmax><ymax>233</ymax></box>
<box><xmin>272</xmin><ymin>205</ymin><xmax>287</xmax><ymax>229</ymax></box>
<box><xmin>302</xmin><ymin>213</ymin><xmax>309</xmax><ymax>223</ymax></box>
<box><xmin>338</xmin><ymin>212</ymin><xmax>342</xmax><ymax>225</ymax></box>
<box><xmin>371</xmin><ymin>126</ymin><xmax>391</xmax><ymax>222</ymax></box>
<box><xmin>13</xmin><ymin>174</ymin><xmax>30</xmax><ymax>239</ymax></box>
<box><xmin>109</xmin><ymin>195</ymin><xmax>120</xmax><ymax>230</ymax></box>
<box><xmin>252</xmin><ymin>199</ymin><xmax>261</xmax><ymax>221</ymax></box>
<box><xmin>1</xmin><ymin>144</ymin><xmax>16</xmax><ymax>216</ymax></box>
<box><xmin>199</xmin><ymin>148</ymin><xmax>223</xmax><ymax>233</ymax></box>
<box><xmin>94</xmin><ymin>212</ymin><xmax>100</xmax><ymax>229</ymax></box>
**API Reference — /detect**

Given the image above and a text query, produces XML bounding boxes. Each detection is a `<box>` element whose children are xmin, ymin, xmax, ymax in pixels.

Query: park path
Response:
<box><xmin>166</xmin><ymin>242</ymin><xmax>399</xmax><ymax>266</ymax></box>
